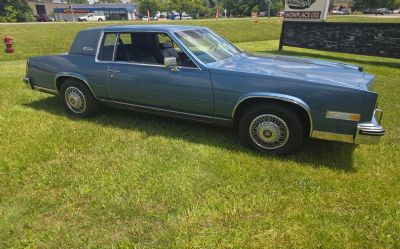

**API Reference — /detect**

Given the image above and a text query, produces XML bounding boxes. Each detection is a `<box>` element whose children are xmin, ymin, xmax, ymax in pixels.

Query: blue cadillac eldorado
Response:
<box><xmin>23</xmin><ymin>25</ymin><xmax>385</xmax><ymax>155</ymax></box>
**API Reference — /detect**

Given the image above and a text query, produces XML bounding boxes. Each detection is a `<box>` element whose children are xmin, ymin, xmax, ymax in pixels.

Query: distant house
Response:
<box><xmin>28</xmin><ymin>0</ymin><xmax>68</xmax><ymax>16</ymax></box>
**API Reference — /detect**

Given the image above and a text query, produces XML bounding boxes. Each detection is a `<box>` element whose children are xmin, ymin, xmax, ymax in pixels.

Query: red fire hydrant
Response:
<box><xmin>3</xmin><ymin>35</ymin><xmax>14</xmax><ymax>53</ymax></box>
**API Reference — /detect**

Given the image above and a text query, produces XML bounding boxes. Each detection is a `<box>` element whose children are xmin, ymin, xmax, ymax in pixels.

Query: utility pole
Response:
<box><xmin>266</xmin><ymin>0</ymin><xmax>272</xmax><ymax>18</ymax></box>
<box><xmin>69</xmin><ymin>0</ymin><xmax>75</xmax><ymax>22</ymax></box>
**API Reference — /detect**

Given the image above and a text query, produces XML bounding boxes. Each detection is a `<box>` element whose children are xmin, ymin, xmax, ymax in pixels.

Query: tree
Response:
<box><xmin>73</xmin><ymin>0</ymin><xmax>89</xmax><ymax>3</ymax></box>
<box><xmin>137</xmin><ymin>0</ymin><xmax>159</xmax><ymax>16</ymax></box>
<box><xmin>0</xmin><ymin>0</ymin><xmax>34</xmax><ymax>23</ymax></box>
<box><xmin>354</xmin><ymin>0</ymin><xmax>398</xmax><ymax>10</ymax></box>
<box><xmin>219</xmin><ymin>0</ymin><xmax>283</xmax><ymax>17</ymax></box>
<box><xmin>165</xmin><ymin>0</ymin><xmax>204</xmax><ymax>19</ymax></box>
<box><xmin>96</xmin><ymin>0</ymin><xmax>123</xmax><ymax>3</ymax></box>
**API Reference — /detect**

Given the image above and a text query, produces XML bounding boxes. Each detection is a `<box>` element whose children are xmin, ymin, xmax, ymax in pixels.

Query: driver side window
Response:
<box><xmin>113</xmin><ymin>32</ymin><xmax>197</xmax><ymax>68</ymax></box>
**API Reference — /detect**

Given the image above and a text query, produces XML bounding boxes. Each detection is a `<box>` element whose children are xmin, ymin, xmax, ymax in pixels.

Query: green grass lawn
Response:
<box><xmin>1</xmin><ymin>17</ymin><xmax>400</xmax><ymax>248</ymax></box>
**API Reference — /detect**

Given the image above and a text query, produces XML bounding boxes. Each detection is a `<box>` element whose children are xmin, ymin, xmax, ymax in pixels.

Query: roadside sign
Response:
<box><xmin>284</xmin><ymin>0</ymin><xmax>330</xmax><ymax>21</ymax></box>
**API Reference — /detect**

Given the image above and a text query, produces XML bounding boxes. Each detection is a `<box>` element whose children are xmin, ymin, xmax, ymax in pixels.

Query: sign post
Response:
<box><xmin>279</xmin><ymin>0</ymin><xmax>330</xmax><ymax>50</ymax></box>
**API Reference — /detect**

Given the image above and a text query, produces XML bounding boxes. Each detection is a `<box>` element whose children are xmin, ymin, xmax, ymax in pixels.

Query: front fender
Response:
<box><xmin>232</xmin><ymin>92</ymin><xmax>313</xmax><ymax>135</ymax></box>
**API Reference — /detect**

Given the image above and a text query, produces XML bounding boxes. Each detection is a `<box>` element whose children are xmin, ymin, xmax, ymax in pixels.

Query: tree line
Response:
<box><xmin>136</xmin><ymin>0</ymin><xmax>285</xmax><ymax>18</ymax></box>
<box><xmin>1</xmin><ymin>0</ymin><xmax>399</xmax><ymax>23</ymax></box>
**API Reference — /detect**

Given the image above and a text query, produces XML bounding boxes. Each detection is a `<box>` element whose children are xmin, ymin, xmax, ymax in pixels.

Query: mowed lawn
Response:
<box><xmin>1</xmin><ymin>17</ymin><xmax>400</xmax><ymax>248</ymax></box>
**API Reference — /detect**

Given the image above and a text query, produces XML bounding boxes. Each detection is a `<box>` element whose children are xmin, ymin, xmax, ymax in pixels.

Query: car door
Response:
<box><xmin>105</xmin><ymin>32</ymin><xmax>214</xmax><ymax>117</ymax></box>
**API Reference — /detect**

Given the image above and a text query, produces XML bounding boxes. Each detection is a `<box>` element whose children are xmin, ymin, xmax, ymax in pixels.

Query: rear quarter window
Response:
<box><xmin>98</xmin><ymin>33</ymin><xmax>117</xmax><ymax>61</ymax></box>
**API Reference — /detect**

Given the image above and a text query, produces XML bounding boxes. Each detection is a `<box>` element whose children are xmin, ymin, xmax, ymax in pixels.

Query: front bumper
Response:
<box><xmin>312</xmin><ymin>108</ymin><xmax>385</xmax><ymax>145</ymax></box>
<box><xmin>354</xmin><ymin>109</ymin><xmax>385</xmax><ymax>145</ymax></box>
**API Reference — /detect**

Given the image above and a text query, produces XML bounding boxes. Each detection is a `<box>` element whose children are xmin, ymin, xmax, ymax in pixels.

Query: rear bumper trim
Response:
<box><xmin>23</xmin><ymin>76</ymin><xmax>33</xmax><ymax>89</ymax></box>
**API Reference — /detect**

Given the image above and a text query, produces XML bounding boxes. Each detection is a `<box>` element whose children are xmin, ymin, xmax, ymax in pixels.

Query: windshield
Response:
<box><xmin>175</xmin><ymin>29</ymin><xmax>242</xmax><ymax>64</ymax></box>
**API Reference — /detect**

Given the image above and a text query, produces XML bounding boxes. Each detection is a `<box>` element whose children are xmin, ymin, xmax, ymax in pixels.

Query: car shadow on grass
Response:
<box><xmin>24</xmin><ymin>96</ymin><xmax>356</xmax><ymax>172</ymax></box>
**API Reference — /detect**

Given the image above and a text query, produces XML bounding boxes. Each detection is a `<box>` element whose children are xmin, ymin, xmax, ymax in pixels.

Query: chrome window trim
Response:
<box><xmin>208</xmin><ymin>28</ymin><xmax>245</xmax><ymax>53</ymax></box>
<box><xmin>232</xmin><ymin>94</ymin><xmax>313</xmax><ymax>137</ymax></box>
<box><xmin>95</xmin><ymin>31</ymin><xmax>118</xmax><ymax>62</ymax></box>
<box><xmin>94</xmin><ymin>30</ymin><xmax>202</xmax><ymax>70</ymax></box>
<box><xmin>172</xmin><ymin>28</ymin><xmax>244</xmax><ymax>67</ymax></box>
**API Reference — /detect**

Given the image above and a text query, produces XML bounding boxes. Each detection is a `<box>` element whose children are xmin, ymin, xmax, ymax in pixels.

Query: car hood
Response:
<box><xmin>208</xmin><ymin>54</ymin><xmax>375</xmax><ymax>90</ymax></box>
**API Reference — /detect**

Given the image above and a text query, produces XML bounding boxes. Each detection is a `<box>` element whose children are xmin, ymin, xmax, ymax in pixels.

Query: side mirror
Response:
<box><xmin>164</xmin><ymin>57</ymin><xmax>177</xmax><ymax>67</ymax></box>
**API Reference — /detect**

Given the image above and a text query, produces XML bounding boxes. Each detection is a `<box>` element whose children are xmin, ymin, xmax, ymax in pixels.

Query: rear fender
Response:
<box><xmin>55</xmin><ymin>72</ymin><xmax>97</xmax><ymax>98</ymax></box>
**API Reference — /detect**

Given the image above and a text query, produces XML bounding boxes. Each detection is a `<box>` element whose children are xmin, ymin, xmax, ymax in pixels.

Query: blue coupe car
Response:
<box><xmin>23</xmin><ymin>25</ymin><xmax>385</xmax><ymax>155</ymax></box>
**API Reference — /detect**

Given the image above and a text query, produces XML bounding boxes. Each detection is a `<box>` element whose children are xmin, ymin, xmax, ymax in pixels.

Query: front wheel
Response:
<box><xmin>60</xmin><ymin>79</ymin><xmax>99</xmax><ymax>117</ymax></box>
<box><xmin>98</xmin><ymin>18</ymin><xmax>103</xmax><ymax>21</ymax></box>
<box><xmin>239</xmin><ymin>104</ymin><xmax>305</xmax><ymax>155</ymax></box>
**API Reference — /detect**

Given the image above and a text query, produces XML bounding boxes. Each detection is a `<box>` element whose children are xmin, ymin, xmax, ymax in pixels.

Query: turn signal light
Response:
<box><xmin>326</xmin><ymin>111</ymin><xmax>361</xmax><ymax>122</ymax></box>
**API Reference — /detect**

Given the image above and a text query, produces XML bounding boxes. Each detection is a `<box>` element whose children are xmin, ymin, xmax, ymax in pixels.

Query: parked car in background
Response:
<box><xmin>330</xmin><ymin>9</ymin><xmax>344</xmax><ymax>15</ymax></box>
<box><xmin>158</xmin><ymin>14</ymin><xmax>168</xmax><ymax>21</ymax></box>
<box><xmin>393</xmin><ymin>9</ymin><xmax>400</xmax><ymax>14</ymax></box>
<box><xmin>23</xmin><ymin>25</ymin><xmax>385</xmax><ymax>155</ymax></box>
<box><xmin>180</xmin><ymin>15</ymin><xmax>193</xmax><ymax>20</ymax></box>
<box><xmin>341</xmin><ymin>8</ymin><xmax>352</xmax><ymax>15</ymax></box>
<box><xmin>36</xmin><ymin>14</ymin><xmax>54</xmax><ymax>22</ymax></box>
<box><xmin>142</xmin><ymin>16</ymin><xmax>158</xmax><ymax>21</ymax></box>
<box><xmin>363</xmin><ymin>8</ymin><xmax>373</xmax><ymax>14</ymax></box>
<box><xmin>78</xmin><ymin>13</ymin><xmax>106</xmax><ymax>22</ymax></box>
<box><xmin>374</xmin><ymin>8</ymin><xmax>392</xmax><ymax>15</ymax></box>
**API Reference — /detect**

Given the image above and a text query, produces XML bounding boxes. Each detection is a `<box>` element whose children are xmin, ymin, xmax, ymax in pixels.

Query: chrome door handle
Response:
<box><xmin>108</xmin><ymin>69</ymin><xmax>120</xmax><ymax>78</ymax></box>
<box><xmin>107</xmin><ymin>69</ymin><xmax>120</xmax><ymax>73</ymax></box>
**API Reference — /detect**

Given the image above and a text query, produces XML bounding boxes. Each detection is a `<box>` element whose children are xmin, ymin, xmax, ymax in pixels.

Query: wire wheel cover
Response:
<box><xmin>65</xmin><ymin>86</ymin><xmax>86</xmax><ymax>114</ymax></box>
<box><xmin>249</xmin><ymin>114</ymin><xmax>290</xmax><ymax>150</ymax></box>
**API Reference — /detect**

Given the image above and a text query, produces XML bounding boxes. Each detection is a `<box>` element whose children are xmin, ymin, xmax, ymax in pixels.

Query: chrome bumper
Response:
<box><xmin>354</xmin><ymin>109</ymin><xmax>384</xmax><ymax>145</ymax></box>
<box><xmin>312</xmin><ymin>108</ymin><xmax>384</xmax><ymax>145</ymax></box>
<box><xmin>23</xmin><ymin>76</ymin><xmax>33</xmax><ymax>89</ymax></box>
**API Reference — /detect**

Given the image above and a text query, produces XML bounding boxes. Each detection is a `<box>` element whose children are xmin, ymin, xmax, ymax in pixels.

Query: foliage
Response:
<box><xmin>164</xmin><ymin>0</ymin><xmax>204</xmax><ymax>18</ymax></box>
<box><xmin>134</xmin><ymin>0</ymin><xmax>285</xmax><ymax>17</ymax></box>
<box><xmin>73</xmin><ymin>0</ymin><xmax>89</xmax><ymax>4</ymax></box>
<box><xmin>137</xmin><ymin>0</ymin><xmax>159</xmax><ymax>16</ymax></box>
<box><xmin>354</xmin><ymin>0</ymin><xmax>400</xmax><ymax>9</ymax></box>
<box><xmin>220</xmin><ymin>0</ymin><xmax>284</xmax><ymax>17</ymax></box>
<box><xmin>0</xmin><ymin>0</ymin><xmax>35</xmax><ymax>23</ymax></box>
<box><xmin>96</xmin><ymin>0</ymin><xmax>123</xmax><ymax>3</ymax></box>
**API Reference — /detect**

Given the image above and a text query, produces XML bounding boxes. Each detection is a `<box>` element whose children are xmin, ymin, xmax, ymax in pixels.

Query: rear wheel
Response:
<box><xmin>239</xmin><ymin>104</ymin><xmax>305</xmax><ymax>155</ymax></box>
<box><xmin>60</xmin><ymin>79</ymin><xmax>99</xmax><ymax>117</ymax></box>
